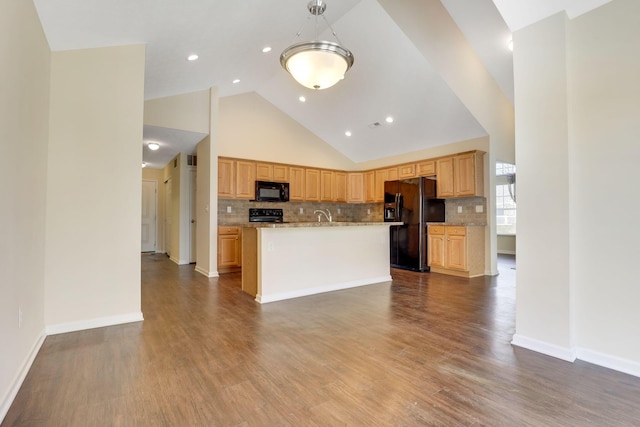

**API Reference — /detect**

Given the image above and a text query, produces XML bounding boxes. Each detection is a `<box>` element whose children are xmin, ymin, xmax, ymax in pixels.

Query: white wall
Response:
<box><xmin>44</xmin><ymin>45</ymin><xmax>145</xmax><ymax>332</ymax></box>
<box><xmin>0</xmin><ymin>0</ymin><xmax>50</xmax><ymax>419</ymax></box>
<box><xmin>568</xmin><ymin>0</ymin><xmax>640</xmax><ymax>369</ymax></box>
<box><xmin>513</xmin><ymin>0</ymin><xmax>640</xmax><ymax>375</ymax></box>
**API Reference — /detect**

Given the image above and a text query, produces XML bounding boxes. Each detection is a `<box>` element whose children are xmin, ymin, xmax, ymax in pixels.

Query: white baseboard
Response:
<box><xmin>45</xmin><ymin>312</ymin><xmax>144</xmax><ymax>335</ymax></box>
<box><xmin>256</xmin><ymin>276</ymin><xmax>391</xmax><ymax>304</ymax></box>
<box><xmin>511</xmin><ymin>334</ymin><xmax>577</xmax><ymax>362</ymax></box>
<box><xmin>577</xmin><ymin>348</ymin><xmax>640</xmax><ymax>378</ymax></box>
<box><xmin>195</xmin><ymin>265</ymin><xmax>218</xmax><ymax>278</ymax></box>
<box><xmin>1</xmin><ymin>329</ymin><xmax>46</xmax><ymax>423</ymax></box>
<box><xmin>498</xmin><ymin>250</ymin><xmax>516</xmax><ymax>255</ymax></box>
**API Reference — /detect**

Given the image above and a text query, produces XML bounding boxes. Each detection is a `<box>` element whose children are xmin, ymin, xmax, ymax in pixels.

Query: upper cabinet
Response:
<box><xmin>218</xmin><ymin>150</ymin><xmax>484</xmax><ymax>201</ymax></box>
<box><xmin>436</xmin><ymin>151</ymin><xmax>484</xmax><ymax>198</ymax></box>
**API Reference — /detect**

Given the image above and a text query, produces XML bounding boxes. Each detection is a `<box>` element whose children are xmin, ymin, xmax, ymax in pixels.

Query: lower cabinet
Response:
<box><xmin>427</xmin><ymin>225</ymin><xmax>485</xmax><ymax>278</ymax></box>
<box><xmin>218</xmin><ymin>226</ymin><xmax>242</xmax><ymax>273</ymax></box>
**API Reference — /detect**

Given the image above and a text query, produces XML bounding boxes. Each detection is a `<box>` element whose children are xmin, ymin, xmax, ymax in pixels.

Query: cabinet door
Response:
<box><xmin>235</xmin><ymin>160</ymin><xmax>255</xmax><ymax>199</ymax></box>
<box><xmin>334</xmin><ymin>171</ymin><xmax>347</xmax><ymax>202</ymax></box>
<box><xmin>218</xmin><ymin>234</ymin><xmax>240</xmax><ymax>267</ymax></box>
<box><xmin>398</xmin><ymin>164</ymin><xmax>416</xmax><ymax>178</ymax></box>
<box><xmin>364</xmin><ymin>171</ymin><xmax>376</xmax><ymax>202</ymax></box>
<box><xmin>446</xmin><ymin>234</ymin><xmax>467</xmax><ymax>271</ymax></box>
<box><xmin>305</xmin><ymin>168</ymin><xmax>321</xmax><ymax>201</ymax></box>
<box><xmin>436</xmin><ymin>157</ymin><xmax>455</xmax><ymax>198</ymax></box>
<box><xmin>454</xmin><ymin>153</ymin><xmax>476</xmax><ymax>197</ymax></box>
<box><xmin>320</xmin><ymin>170</ymin><xmax>334</xmax><ymax>202</ymax></box>
<box><xmin>347</xmin><ymin>172</ymin><xmax>364</xmax><ymax>203</ymax></box>
<box><xmin>255</xmin><ymin>162</ymin><xmax>273</xmax><ymax>181</ymax></box>
<box><xmin>417</xmin><ymin>160</ymin><xmax>436</xmax><ymax>176</ymax></box>
<box><xmin>289</xmin><ymin>166</ymin><xmax>305</xmax><ymax>201</ymax></box>
<box><xmin>273</xmin><ymin>164</ymin><xmax>289</xmax><ymax>182</ymax></box>
<box><xmin>427</xmin><ymin>233</ymin><xmax>445</xmax><ymax>267</ymax></box>
<box><xmin>218</xmin><ymin>158</ymin><xmax>235</xmax><ymax>198</ymax></box>
<box><xmin>374</xmin><ymin>169</ymin><xmax>387</xmax><ymax>202</ymax></box>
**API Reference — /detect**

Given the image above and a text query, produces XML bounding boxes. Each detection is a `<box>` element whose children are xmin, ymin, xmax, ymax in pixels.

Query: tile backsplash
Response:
<box><xmin>218</xmin><ymin>199</ymin><xmax>383</xmax><ymax>224</ymax></box>
<box><xmin>218</xmin><ymin>197</ymin><xmax>486</xmax><ymax>226</ymax></box>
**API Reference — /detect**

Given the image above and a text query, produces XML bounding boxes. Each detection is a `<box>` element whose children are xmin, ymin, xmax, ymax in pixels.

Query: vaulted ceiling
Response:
<box><xmin>33</xmin><ymin>0</ymin><xmax>611</xmax><ymax>168</ymax></box>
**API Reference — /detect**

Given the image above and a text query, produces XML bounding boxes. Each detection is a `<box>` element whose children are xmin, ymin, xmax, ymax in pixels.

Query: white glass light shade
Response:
<box><xmin>281</xmin><ymin>41</ymin><xmax>354</xmax><ymax>90</ymax></box>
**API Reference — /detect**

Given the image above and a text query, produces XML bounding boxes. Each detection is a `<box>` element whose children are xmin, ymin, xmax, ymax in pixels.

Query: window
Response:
<box><xmin>496</xmin><ymin>162</ymin><xmax>516</xmax><ymax>235</ymax></box>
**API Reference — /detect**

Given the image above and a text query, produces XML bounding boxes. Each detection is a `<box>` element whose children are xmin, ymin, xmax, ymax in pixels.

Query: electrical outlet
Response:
<box><xmin>299</xmin><ymin>207</ymin><xmax>304</xmax><ymax>214</ymax></box>
<box><xmin>475</xmin><ymin>205</ymin><xmax>483</xmax><ymax>213</ymax></box>
<box><xmin>226</xmin><ymin>206</ymin><xmax>232</xmax><ymax>213</ymax></box>
<box><xmin>367</xmin><ymin>209</ymin><xmax>371</xmax><ymax>215</ymax></box>
<box><xmin>19</xmin><ymin>306</ymin><xmax>22</xmax><ymax>328</ymax></box>
<box><xmin>268</xmin><ymin>242</ymin><xmax>275</xmax><ymax>252</ymax></box>
<box><xmin>457</xmin><ymin>206</ymin><xmax>463</xmax><ymax>213</ymax></box>
<box><xmin>337</xmin><ymin>208</ymin><xmax>341</xmax><ymax>214</ymax></box>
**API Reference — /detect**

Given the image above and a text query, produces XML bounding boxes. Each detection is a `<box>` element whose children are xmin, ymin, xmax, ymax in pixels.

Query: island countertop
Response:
<box><xmin>243</xmin><ymin>221</ymin><xmax>402</xmax><ymax>228</ymax></box>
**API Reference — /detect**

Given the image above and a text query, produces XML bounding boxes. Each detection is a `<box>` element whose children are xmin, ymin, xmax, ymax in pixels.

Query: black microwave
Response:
<box><xmin>255</xmin><ymin>180</ymin><xmax>289</xmax><ymax>202</ymax></box>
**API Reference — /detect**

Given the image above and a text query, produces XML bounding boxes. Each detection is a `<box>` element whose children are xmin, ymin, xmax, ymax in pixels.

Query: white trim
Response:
<box><xmin>45</xmin><ymin>312</ymin><xmax>144</xmax><ymax>335</ymax></box>
<box><xmin>1</xmin><ymin>329</ymin><xmax>46</xmax><ymax>423</ymax></box>
<box><xmin>577</xmin><ymin>348</ymin><xmax>640</xmax><ymax>378</ymax></box>
<box><xmin>256</xmin><ymin>276</ymin><xmax>391</xmax><ymax>304</ymax></box>
<box><xmin>511</xmin><ymin>334</ymin><xmax>577</xmax><ymax>362</ymax></box>
<box><xmin>195</xmin><ymin>265</ymin><xmax>219</xmax><ymax>278</ymax></box>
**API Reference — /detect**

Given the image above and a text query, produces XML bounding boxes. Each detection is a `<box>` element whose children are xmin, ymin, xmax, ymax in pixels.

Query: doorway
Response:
<box><xmin>141</xmin><ymin>180</ymin><xmax>157</xmax><ymax>252</ymax></box>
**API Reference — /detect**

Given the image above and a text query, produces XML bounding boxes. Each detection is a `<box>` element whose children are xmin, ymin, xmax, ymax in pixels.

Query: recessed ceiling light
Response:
<box><xmin>232</xmin><ymin>79</ymin><xmax>241</xmax><ymax>84</ymax></box>
<box><xmin>299</xmin><ymin>96</ymin><xmax>306</xmax><ymax>102</ymax></box>
<box><xmin>148</xmin><ymin>142</ymin><xmax>160</xmax><ymax>151</ymax></box>
<box><xmin>187</xmin><ymin>54</ymin><xmax>199</xmax><ymax>61</ymax></box>
<box><xmin>262</xmin><ymin>46</ymin><xmax>272</xmax><ymax>53</ymax></box>
<box><xmin>345</xmin><ymin>131</ymin><xmax>352</xmax><ymax>137</ymax></box>
<box><xmin>142</xmin><ymin>162</ymin><xmax>147</xmax><ymax>168</ymax></box>
<box><xmin>385</xmin><ymin>116</ymin><xmax>394</xmax><ymax>123</ymax></box>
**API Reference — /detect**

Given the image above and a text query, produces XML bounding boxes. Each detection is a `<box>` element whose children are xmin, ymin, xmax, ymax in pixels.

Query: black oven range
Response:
<box><xmin>248</xmin><ymin>208</ymin><xmax>284</xmax><ymax>223</ymax></box>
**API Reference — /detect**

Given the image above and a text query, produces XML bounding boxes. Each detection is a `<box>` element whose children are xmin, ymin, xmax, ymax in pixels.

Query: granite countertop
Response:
<box><xmin>244</xmin><ymin>221</ymin><xmax>402</xmax><ymax>228</ymax></box>
<box><xmin>429</xmin><ymin>223</ymin><xmax>487</xmax><ymax>227</ymax></box>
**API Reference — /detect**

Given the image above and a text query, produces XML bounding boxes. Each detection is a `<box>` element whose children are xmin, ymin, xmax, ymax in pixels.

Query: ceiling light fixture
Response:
<box><xmin>280</xmin><ymin>0</ymin><xmax>354</xmax><ymax>90</ymax></box>
<box><xmin>345</xmin><ymin>131</ymin><xmax>352</xmax><ymax>137</ymax></box>
<box><xmin>299</xmin><ymin>96</ymin><xmax>306</xmax><ymax>102</ymax></box>
<box><xmin>232</xmin><ymin>79</ymin><xmax>241</xmax><ymax>84</ymax></box>
<box><xmin>148</xmin><ymin>142</ymin><xmax>160</xmax><ymax>151</ymax></box>
<box><xmin>187</xmin><ymin>54</ymin><xmax>199</xmax><ymax>61</ymax></box>
<box><xmin>262</xmin><ymin>46</ymin><xmax>272</xmax><ymax>53</ymax></box>
<box><xmin>385</xmin><ymin>116</ymin><xmax>394</xmax><ymax>123</ymax></box>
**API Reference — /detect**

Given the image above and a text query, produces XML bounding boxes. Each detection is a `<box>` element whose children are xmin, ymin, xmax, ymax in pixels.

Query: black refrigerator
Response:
<box><xmin>384</xmin><ymin>177</ymin><xmax>446</xmax><ymax>271</ymax></box>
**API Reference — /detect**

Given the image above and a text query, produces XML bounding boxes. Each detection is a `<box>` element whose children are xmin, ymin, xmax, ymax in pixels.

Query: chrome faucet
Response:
<box><xmin>314</xmin><ymin>208</ymin><xmax>332</xmax><ymax>222</ymax></box>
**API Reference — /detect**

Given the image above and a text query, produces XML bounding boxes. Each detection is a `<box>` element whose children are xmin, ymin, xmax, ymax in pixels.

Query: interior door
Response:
<box><xmin>189</xmin><ymin>168</ymin><xmax>197</xmax><ymax>263</ymax></box>
<box><xmin>141</xmin><ymin>180</ymin><xmax>157</xmax><ymax>252</ymax></box>
<box><xmin>165</xmin><ymin>178</ymin><xmax>172</xmax><ymax>257</ymax></box>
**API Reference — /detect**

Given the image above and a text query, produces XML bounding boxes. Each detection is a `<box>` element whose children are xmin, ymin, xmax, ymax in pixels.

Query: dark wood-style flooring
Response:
<box><xmin>4</xmin><ymin>254</ymin><xmax>640</xmax><ymax>426</ymax></box>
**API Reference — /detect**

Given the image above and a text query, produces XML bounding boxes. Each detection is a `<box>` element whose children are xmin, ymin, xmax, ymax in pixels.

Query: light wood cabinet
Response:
<box><xmin>218</xmin><ymin>226</ymin><xmax>242</xmax><ymax>272</ymax></box>
<box><xmin>427</xmin><ymin>225</ymin><xmax>484</xmax><ymax>278</ymax></box>
<box><xmin>398</xmin><ymin>163</ymin><xmax>416</xmax><ymax>179</ymax></box>
<box><xmin>364</xmin><ymin>171</ymin><xmax>376</xmax><ymax>202</ymax></box>
<box><xmin>436</xmin><ymin>151</ymin><xmax>484</xmax><ymax>198</ymax></box>
<box><xmin>334</xmin><ymin>171</ymin><xmax>347</xmax><ymax>202</ymax></box>
<box><xmin>416</xmin><ymin>160</ymin><xmax>436</xmax><ymax>176</ymax></box>
<box><xmin>289</xmin><ymin>166</ymin><xmax>305</xmax><ymax>201</ymax></box>
<box><xmin>218</xmin><ymin>158</ymin><xmax>235</xmax><ymax>198</ymax></box>
<box><xmin>305</xmin><ymin>168</ymin><xmax>321</xmax><ymax>201</ymax></box>
<box><xmin>235</xmin><ymin>160</ymin><xmax>255</xmax><ymax>199</ymax></box>
<box><xmin>320</xmin><ymin>170</ymin><xmax>334</xmax><ymax>202</ymax></box>
<box><xmin>347</xmin><ymin>172</ymin><xmax>365</xmax><ymax>203</ymax></box>
<box><xmin>256</xmin><ymin>162</ymin><xmax>289</xmax><ymax>182</ymax></box>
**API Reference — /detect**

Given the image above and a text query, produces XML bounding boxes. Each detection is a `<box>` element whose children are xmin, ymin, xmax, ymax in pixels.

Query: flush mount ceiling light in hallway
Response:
<box><xmin>280</xmin><ymin>0</ymin><xmax>354</xmax><ymax>90</ymax></box>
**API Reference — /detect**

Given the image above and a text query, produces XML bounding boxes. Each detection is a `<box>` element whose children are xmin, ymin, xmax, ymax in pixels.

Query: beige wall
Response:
<box><xmin>0</xmin><ymin>0</ymin><xmax>50</xmax><ymax>418</ymax></box>
<box><xmin>514</xmin><ymin>0</ymin><xmax>640</xmax><ymax>375</ymax></box>
<box><xmin>218</xmin><ymin>92</ymin><xmax>357</xmax><ymax>171</ymax></box>
<box><xmin>144</xmin><ymin>89</ymin><xmax>210</xmax><ymax>134</ymax></box>
<box><xmin>497</xmin><ymin>235</ymin><xmax>516</xmax><ymax>255</ymax></box>
<box><xmin>44</xmin><ymin>44</ymin><xmax>145</xmax><ymax>330</ymax></box>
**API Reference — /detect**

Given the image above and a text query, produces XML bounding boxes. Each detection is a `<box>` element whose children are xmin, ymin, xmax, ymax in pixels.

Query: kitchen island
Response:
<box><xmin>242</xmin><ymin>222</ymin><xmax>400</xmax><ymax>303</ymax></box>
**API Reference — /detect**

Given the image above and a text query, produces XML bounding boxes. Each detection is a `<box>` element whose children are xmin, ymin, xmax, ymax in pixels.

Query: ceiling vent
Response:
<box><xmin>368</xmin><ymin>122</ymin><xmax>382</xmax><ymax>129</ymax></box>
